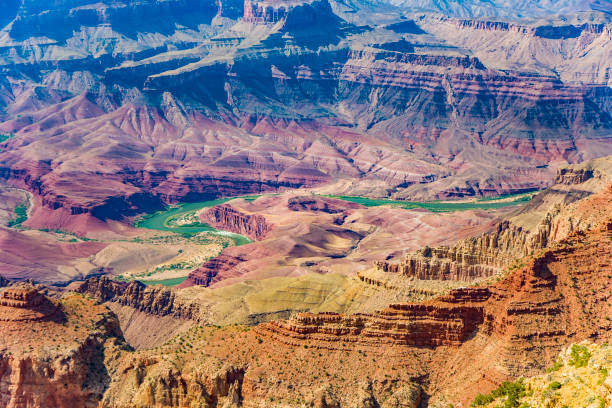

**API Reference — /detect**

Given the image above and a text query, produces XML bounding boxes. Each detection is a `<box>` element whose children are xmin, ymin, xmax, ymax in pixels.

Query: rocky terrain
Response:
<box><xmin>200</xmin><ymin>203</ymin><xmax>272</xmax><ymax>240</ymax></box>
<box><xmin>0</xmin><ymin>0</ymin><xmax>610</xmax><ymax>236</ymax></box>
<box><xmin>376</xmin><ymin>155</ymin><xmax>612</xmax><ymax>282</ymax></box>
<box><xmin>253</xmin><ymin>185</ymin><xmax>612</xmax><ymax>405</ymax></box>
<box><xmin>477</xmin><ymin>342</ymin><xmax>612</xmax><ymax>408</ymax></box>
<box><xmin>0</xmin><ymin>157</ymin><xmax>609</xmax><ymax>407</ymax></box>
<box><xmin>0</xmin><ymin>1</ymin><xmax>611</xmax><ymax>407</ymax></box>
<box><xmin>0</xmin><ymin>285</ymin><xmax>128</xmax><ymax>408</ymax></box>
<box><xmin>180</xmin><ymin>193</ymin><xmax>505</xmax><ymax>289</ymax></box>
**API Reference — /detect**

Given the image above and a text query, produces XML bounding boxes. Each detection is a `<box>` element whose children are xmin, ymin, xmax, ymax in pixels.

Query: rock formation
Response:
<box><xmin>101</xmin><ymin>357</ymin><xmax>246</xmax><ymax>408</ymax></box>
<box><xmin>253</xmin><ymin>215</ymin><xmax>612</xmax><ymax>403</ymax></box>
<box><xmin>376</xmin><ymin>160</ymin><xmax>612</xmax><ymax>282</ymax></box>
<box><xmin>0</xmin><ymin>286</ymin><xmax>59</xmax><ymax>322</ymax></box>
<box><xmin>243</xmin><ymin>0</ymin><xmax>306</xmax><ymax>23</ymax></box>
<box><xmin>75</xmin><ymin>277</ymin><xmax>200</xmax><ymax>321</ymax></box>
<box><xmin>0</xmin><ymin>0</ymin><xmax>611</xmax><ymax>235</ymax></box>
<box><xmin>375</xmin><ymin>220</ymin><xmax>530</xmax><ymax>281</ymax></box>
<box><xmin>0</xmin><ymin>291</ymin><xmax>126</xmax><ymax>408</ymax></box>
<box><xmin>181</xmin><ymin>254</ymin><xmax>246</xmax><ymax>287</ymax></box>
<box><xmin>479</xmin><ymin>342</ymin><xmax>612</xmax><ymax>408</ymax></box>
<box><xmin>201</xmin><ymin>204</ymin><xmax>272</xmax><ymax>240</ymax></box>
<box><xmin>257</xmin><ymin>287</ymin><xmax>490</xmax><ymax>347</ymax></box>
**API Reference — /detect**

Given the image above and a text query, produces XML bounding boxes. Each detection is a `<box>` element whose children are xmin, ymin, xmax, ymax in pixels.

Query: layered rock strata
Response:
<box><xmin>375</xmin><ymin>219</ymin><xmax>544</xmax><ymax>281</ymax></box>
<box><xmin>244</xmin><ymin>0</ymin><xmax>306</xmax><ymax>23</ymax></box>
<box><xmin>75</xmin><ymin>277</ymin><xmax>200</xmax><ymax>321</ymax></box>
<box><xmin>375</xmin><ymin>162</ymin><xmax>611</xmax><ymax>282</ymax></box>
<box><xmin>0</xmin><ymin>286</ymin><xmax>59</xmax><ymax>322</ymax></box>
<box><xmin>201</xmin><ymin>204</ymin><xmax>272</xmax><ymax>240</ymax></box>
<box><xmin>0</xmin><ymin>291</ymin><xmax>126</xmax><ymax>408</ymax></box>
<box><xmin>257</xmin><ymin>287</ymin><xmax>490</xmax><ymax>347</ymax></box>
<box><xmin>181</xmin><ymin>254</ymin><xmax>246</xmax><ymax>287</ymax></box>
<box><xmin>255</xmin><ymin>217</ymin><xmax>612</xmax><ymax>404</ymax></box>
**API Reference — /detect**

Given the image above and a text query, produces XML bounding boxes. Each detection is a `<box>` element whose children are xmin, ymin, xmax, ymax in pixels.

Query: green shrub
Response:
<box><xmin>568</xmin><ymin>344</ymin><xmax>591</xmax><ymax>368</ymax></box>
<box><xmin>472</xmin><ymin>393</ymin><xmax>494</xmax><ymax>406</ymax></box>
<box><xmin>547</xmin><ymin>360</ymin><xmax>563</xmax><ymax>372</ymax></box>
<box><xmin>471</xmin><ymin>380</ymin><xmax>526</xmax><ymax>407</ymax></box>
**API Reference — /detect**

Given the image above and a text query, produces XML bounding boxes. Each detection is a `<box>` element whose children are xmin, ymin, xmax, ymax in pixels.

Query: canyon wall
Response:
<box><xmin>375</xmin><ymin>161</ymin><xmax>610</xmax><ymax>282</ymax></box>
<box><xmin>256</xmin><ymin>287</ymin><xmax>490</xmax><ymax>347</ymax></box>
<box><xmin>0</xmin><ymin>287</ymin><xmax>126</xmax><ymax>408</ymax></box>
<box><xmin>255</xmin><ymin>216</ymin><xmax>612</xmax><ymax>403</ymax></box>
<box><xmin>0</xmin><ymin>1</ymin><xmax>610</xmax><ymax>232</ymax></box>
<box><xmin>101</xmin><ymin>359</ymin><xmax>246</xmax><ymax>408</ymax></box>
<box><xmin>75</xmin><ymin>277</ymin><xmax>200</xmax><ymax>321</ymax></box>
<box><xmin>243</xmin><ymin>0</ymin><xmax>303</xmax><ymax>24</ymax></box>
<box><xmin>180</xmin><ymin>254</ymin><xmax>246</xmax><ymax>288</ymax></box>
<box><xmin>201</xmin><ymin>204</ymin><xmax>272</xmax><ymax>240</ymax></box>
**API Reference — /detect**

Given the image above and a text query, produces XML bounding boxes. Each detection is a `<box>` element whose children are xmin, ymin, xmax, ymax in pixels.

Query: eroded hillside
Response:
<box><xmin>0</xmin><ymin>156</ymin><xmax>600</xmax><ymax>407</ymax></box>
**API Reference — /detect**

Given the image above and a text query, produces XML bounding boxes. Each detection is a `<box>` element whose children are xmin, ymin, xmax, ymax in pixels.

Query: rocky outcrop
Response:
<box><xmin>0</xmin><ymin>291</ymin><xmax>126</xmax><ymax>408</ymax></box>
<box><xmin>243</xmin><ymin>0</ymin><xmax>304</xmax><ymax>24</ymax></box>
<box><xmin>554</xmin><ymin>167</ymin><xmax>594</xmax><ymax>185</ymax></box>
<box><xmin>75</xmin><ymin>277</ymin><xmax>200</xmax><ymax>321</ymax></box>
<box><xmin>201</xmin><ymin>204</ymin><xmax>271</xmax><ymax>240</ymax></box>
<box><xmin>0</xmin><ymin>275</ymin><xmax>10</xmax><ymax>288</ymax></box>
<box><xmin>376</xmin><ymin>163</ymin><xmax>612</xmax><ymax>282</ymax></box>
<box><xmin>256</xmin><ymin>287</ymin><xmax>490</xmax><ymax>347</ymax></box>
<box><xmin>101</xmin><ymin>358</ymin><xmax>246</xmax><ymax>408</ymax></box>
<box><xmin>0</xmin><ymin>286</ymin><xmax>59</xmax><ymax>322</ymax></box>
<box><xmin>180</xmin><ymin>254</ymin><xmax>246</xmax><ymax>287</ymax></box>
<box><xmin>381</xmin><ymin>385</ymin><xmax>421</xmax><ymax>408</ymax></box>
<box><xmin>375</xmin><ymin>220</ymin><xmax>535</xmax><ymax>281</ymax></box>
<box><xmin>254</xmin><ymin>217</ymin><xmax>612</xmax><ymax>405</ymax></box>
<box><xmin>483</xmin><ymin>342</ymin><xmax>612</xmax><ymax>407</ymax></box>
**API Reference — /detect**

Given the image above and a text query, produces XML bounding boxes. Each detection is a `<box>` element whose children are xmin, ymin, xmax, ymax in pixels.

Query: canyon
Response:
<box><xmin>0</xmin><ymin>157</ymin><xmax>610</xmax><ymax>407</ymax></box>
<box><xmin>0</xmin><ymin>0</ymin><xmax>610</xmax><ymax>236</ymax></box>
<box><xmin>0</xmin><ymin>1</ymin><xmax>611</xmax><ymax>407</ymax></box>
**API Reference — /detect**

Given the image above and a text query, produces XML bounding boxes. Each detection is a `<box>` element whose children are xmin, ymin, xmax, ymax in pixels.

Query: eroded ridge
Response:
<box><xmin>256</xmin><ymin>287</ymin><xmax>490</xmax><ymax>348</ymax></box>
<box><xmin>201</xmin><ymin>204</ymin><xmax>272</xmax><ymax>240</ymax></box>
<box><xmin>256</xmin><ymin>216</ymin><xmax>612</xmax><ymax>387</ymax></box>
<box><xmin>376</xmin><ymin>163</ymin><xmax>612</xmax><ymax>282</ymax></box>
<box><xmin>0</xmin><ymin>286</ymin><xmax>58</xmax><ymax>322</ymax></box>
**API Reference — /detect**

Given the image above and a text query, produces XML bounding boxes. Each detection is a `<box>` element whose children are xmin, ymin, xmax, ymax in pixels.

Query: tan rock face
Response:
<box><xmin>0</xmin><ymin>292</ymin><xmax>126</xmax><ymax>408</ymax></box>
<box><xmin>75</xmin><ymin>277</ymin><xmax>200</xmax><ymax>321</ymax></box>
<box><xmin>256</xmin><ymin>217</ymin><xmax>612</xmax><ymax>404</ymax></box>
<box><xmin>376</xmin><ymin>218</ymin><xmax>546</xmax><ymax>281</ymax></box>
<box><xmin>554</xmin><ymin>167</ymin><xmax>594</xmax><ymax>185</ymax></box>
<box><xmin>101</xmin><ymin>358</ymin><xmax>246</xmax><ymax>408</ymax></box>
<box><xmin>376</xmin><ymin>162</ymin><xmax>612</xmax><ymax>283</ymax></box>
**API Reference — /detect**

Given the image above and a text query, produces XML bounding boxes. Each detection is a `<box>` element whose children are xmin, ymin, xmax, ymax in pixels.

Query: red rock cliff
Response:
<box><xmin>201</xmin><ymin>203</ymin><xmax>272</xmax><ymax>240</ymax></box>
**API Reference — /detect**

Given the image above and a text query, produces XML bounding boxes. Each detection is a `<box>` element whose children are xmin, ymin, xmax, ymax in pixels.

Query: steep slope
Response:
<box><xmin>4</xmin><ymin>158</ymin><xmax>611</xmax><ymax>407</ymax></box>
<box><xmin>0</xmin><ymin>285</ymin><xmax>128</xmax><ymax>408</ymax></box>
<box><xmin>376</xmin><ymin>155</ymin><xmax>612</xmax><ymax>282</ymax></box>
<box><xmin>95</xmin><ymin>208</ymin><xmax>612</xmax><ymax>406</ymax></box>
<box><xmin>475</xmin><ymin>342</ymin><xmax>612</xmax><ymax>408</ymax></box>
<box><xmin>180</xmin><ymin>193</ymin><xmax>504</xmax><ymax>288</ymax></box>
<box><xmin>254</xmin><ymin>195</ymin><xmax>612</xmax><ymax>405</ymax></box>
